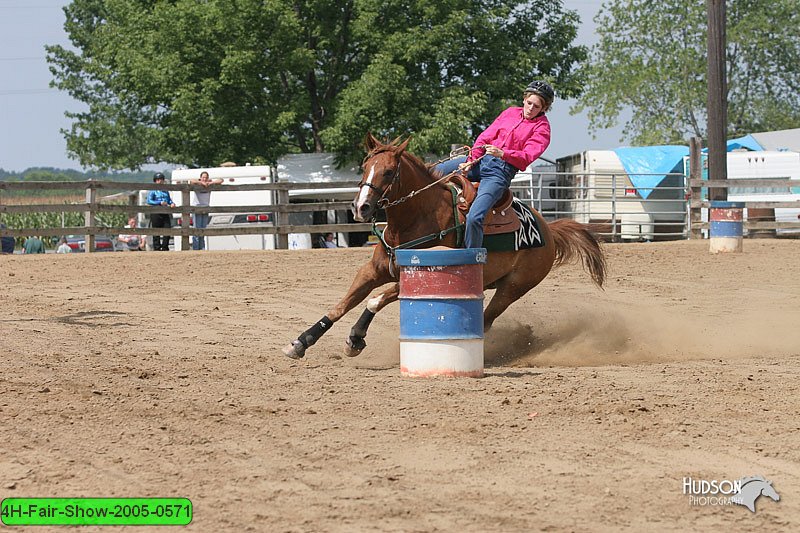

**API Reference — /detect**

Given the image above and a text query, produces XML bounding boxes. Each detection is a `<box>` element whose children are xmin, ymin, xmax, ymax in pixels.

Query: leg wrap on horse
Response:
<box><xmin>346</xmin><ymin>309</ymin><xmax>375</xmax><ymax>354</ymax></box>
<box><xmin>350</xmin><ymin>309</ymin><xmax>375</xmax><ymax>340</ymax></box>
<box><xmin>298</xmin><ymin>316</ymin><xmax>334</xmax><ymax>349</ymax></box>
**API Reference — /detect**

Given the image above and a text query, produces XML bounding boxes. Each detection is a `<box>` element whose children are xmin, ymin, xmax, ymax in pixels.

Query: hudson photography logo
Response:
<box><xmin>683</xmin><ymin>476</ymin><xmax>780</xmax><ymax>513</ymax></box>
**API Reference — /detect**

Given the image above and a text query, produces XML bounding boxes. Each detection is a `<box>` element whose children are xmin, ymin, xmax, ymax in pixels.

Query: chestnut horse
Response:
<box><xmin>282</xmin><ymin>134</ymin><xmax>606</xmax><ymax>359</ymax></box>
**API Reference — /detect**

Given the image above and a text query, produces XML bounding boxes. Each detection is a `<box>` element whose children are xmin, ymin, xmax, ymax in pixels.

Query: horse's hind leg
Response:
<box><xmin>344</xmin><ymin>282</ymin><xmax>399</xmax><ymax>357</ymax></box>
<box><xmin>483</xmin><ymin>281</ymin><xmax>529</xmax><ymax>332</ymax></box>
<box><xmin>483</xmin><ymin>254</ymin><xmax>552</xmax><ymax>331</ymax></box>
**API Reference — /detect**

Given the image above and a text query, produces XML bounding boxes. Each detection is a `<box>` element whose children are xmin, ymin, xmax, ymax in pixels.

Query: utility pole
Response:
<box><xmin>707</xmin><ymin>0</ymin><xmax>727</xmax><ymax>201</ymax></box>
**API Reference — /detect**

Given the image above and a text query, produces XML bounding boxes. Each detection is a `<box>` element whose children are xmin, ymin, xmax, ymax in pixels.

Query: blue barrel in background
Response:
<box><xmin>709</xmin><ymin>201</ymin><xmax>744</xmax><ymax>253</ymax></box>
<box><xmin>396</xmin><ymin>247</ymin><xmax>487</xmax><ymax>378</ymax></box>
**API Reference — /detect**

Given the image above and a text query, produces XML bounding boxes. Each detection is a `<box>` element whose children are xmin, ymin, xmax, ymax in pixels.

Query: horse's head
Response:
<box><xmin>761</xmin><ymin>481</ymin><xmax>780</xmax><ymax>502</ymax></box>
<box><xmin>352</xmin><ymin>132</ymin><xmax>410</xmax><ymax>222</ymax></box>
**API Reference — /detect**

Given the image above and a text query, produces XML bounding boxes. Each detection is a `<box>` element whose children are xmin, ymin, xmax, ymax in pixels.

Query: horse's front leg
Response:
<box><xmin>282</xmin><ymin>260</ymin><xmax>389</xmax><ymax>359</ymax></box>
<box><xmin>344</xmin><ymin>282</ymin><xmax>399</xmax><ymax>357</ymax></box>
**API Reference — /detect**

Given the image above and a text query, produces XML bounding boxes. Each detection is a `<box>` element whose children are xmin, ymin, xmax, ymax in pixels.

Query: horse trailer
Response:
<box><xmin>140</xmin><ymin>155</ymin><xmax>364</xmax><ymax>251</ymax></box>
<box><xmin>163</xmin><ymin>165</ymin><xmax>278</xmax><ymax>251</ymax></box>
<box><xmin>555</xmin><ymin>150</ymin><xmax>687</xmax><ymax>241</ymax></box>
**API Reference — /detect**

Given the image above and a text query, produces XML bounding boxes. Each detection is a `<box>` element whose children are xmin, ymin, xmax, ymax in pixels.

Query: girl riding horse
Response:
<box><xmin>283</xmin><ymin>134</ymin><xmax>606</xmax><ymax>360</ymax></box>
<box><xmin>436</xmin><ymin>80</ymin><xmax>554</xmax><ymax>249</ymax></box>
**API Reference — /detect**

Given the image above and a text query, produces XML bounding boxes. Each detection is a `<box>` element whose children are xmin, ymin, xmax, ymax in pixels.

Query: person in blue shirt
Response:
<box><xmin>0</xmin><ymin>223</ymin><xmax>15</xmax><ymax>254</ymax></box>
<box><xmin>146</xmin><ymin>172</ymin><xmax>175</xmax><ymax>251</ymax></box>
<box><xmin>23</xmin><ymin>236</ymin><xmax>45</xmax><ymax>254</ymax></box>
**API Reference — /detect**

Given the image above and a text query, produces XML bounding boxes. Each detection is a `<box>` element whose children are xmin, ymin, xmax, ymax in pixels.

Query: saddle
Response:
<box><xmin>448</xmin><ymin>173</ymin><xmax>521</xmax><ymax>235</ymax></box>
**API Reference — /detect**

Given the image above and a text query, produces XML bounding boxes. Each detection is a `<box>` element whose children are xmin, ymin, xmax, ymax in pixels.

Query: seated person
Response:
<box><xmin>118</xmin><ymin>217</ymin><xmax>144</xmax><ymax>251</ymax></box>
<box><xmin>23</xmin><ymin>236</ymin><xmax>45</xmax><ymax>254</ymax></box>
<box><xmin>321</xmin><ymin>233</ymin><xmax>340</xmax><ymax>248</ymax></box>
<box><xmin>56</xmin><ymin>237</ymin><xmax>72</xmax><ymax>254</ymax></box>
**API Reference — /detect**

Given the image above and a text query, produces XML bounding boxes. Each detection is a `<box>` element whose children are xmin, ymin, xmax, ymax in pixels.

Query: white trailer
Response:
<box><xmin>556</xmin><ymin>150</ymin><xmax>687</xmax><ymax>240</ymax></box>
<box><xmin>277</xmin><ymin>153</ymin><xmax>362</xmax><ymax>248</ymax></box>
<box><xmin>169</xmin><ymin>165</ymin><xmax>277</xmax><ymax>251</ymax></box>
<box><xmin>140</xmin><ymin>155</ymin><xmax>364</xmax><ymax>251</ymax></box>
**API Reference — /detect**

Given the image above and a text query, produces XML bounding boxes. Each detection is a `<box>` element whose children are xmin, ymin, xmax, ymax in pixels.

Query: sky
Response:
<box><xmin>0</xmin><ymin>0</ymin><xmax>625</xmax><ymax>172</ymax></box>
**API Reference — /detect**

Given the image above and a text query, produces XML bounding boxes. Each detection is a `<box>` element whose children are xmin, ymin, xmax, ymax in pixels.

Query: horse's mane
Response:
<box><xmin>739</xmin><ymin>476</ymin><xmax>769</xmax><ymax>487</ymax></box>
<box><xmin>365</xmin><ymin>136</ymin><xmax>449</xmax><ymax>187</ymax></box>
<box><xmin>404</xmin><ymin>151</ymin><xmax>439</xmax><ymax>179</ymax></box>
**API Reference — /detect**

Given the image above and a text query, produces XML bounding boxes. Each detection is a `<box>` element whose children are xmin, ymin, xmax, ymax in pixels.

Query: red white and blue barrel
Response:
<box><xmin>396</xmin><ymin>247</ymin><xmax>487</xmax><ymax>378</ymax></box>
<box><xmin>709</xmin><ymin>201</ymin><xmax>744</xmax><ymax>253</ymax></box>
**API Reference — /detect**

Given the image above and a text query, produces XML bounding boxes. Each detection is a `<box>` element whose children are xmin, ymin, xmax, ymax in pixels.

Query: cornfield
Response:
<box><xmin>0</xmin><ymin>195</ymin><xmax>129</xmax><ymax>249</ymax></box>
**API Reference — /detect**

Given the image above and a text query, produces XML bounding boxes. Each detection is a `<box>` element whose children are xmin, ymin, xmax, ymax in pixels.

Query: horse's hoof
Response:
<box><xmin>282</xmin><ymin>340</ymin><xmax>306</xmax><ymax>359</ymax></box>
<box><xmin>344</xmin><ymin>337</ymin><xmax>366</xmax><ymax>358</ymax></box>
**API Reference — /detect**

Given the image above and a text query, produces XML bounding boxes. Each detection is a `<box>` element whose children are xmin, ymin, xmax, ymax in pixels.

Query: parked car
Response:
<box><xmin>64</xmin><ymin>234</ymin><xmax>116</xmax><ymax>252</ymax></box>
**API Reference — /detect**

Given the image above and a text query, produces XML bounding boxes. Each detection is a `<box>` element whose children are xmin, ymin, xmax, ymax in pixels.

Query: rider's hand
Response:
<box><xmin>484</xmin><ymin>145</ymin><xmax>504</xmax><ymax>159</ymax></box>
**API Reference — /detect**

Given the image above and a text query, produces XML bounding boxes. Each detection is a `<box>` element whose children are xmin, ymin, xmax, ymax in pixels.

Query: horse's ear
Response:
<box><xmin>397</xmin><ymin>136</ymin><xmax>411</xmax><ymax>154</ymax></box>
<box><xmin>364</xmin><ymin>132</ymin><xmax>380</xmax><ymax>152</ymax></box>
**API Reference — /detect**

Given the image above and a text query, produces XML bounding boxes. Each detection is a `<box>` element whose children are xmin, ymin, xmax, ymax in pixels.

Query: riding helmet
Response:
<box><xmin>525</xmin><ymin>80</ymin><xmax>555</xmax><ymax>109</ymax></box>
<box><xmin>153</xmin><ymin>172</ymin><xmax>166</xmax><ymax>182</ymax></box>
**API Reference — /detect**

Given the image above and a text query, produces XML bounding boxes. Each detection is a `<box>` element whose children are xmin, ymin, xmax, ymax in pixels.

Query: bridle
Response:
<box><xmin>358</xmin><ymin>151</ymin><xmax>402</xmax><ymax>211</ymax></box>
<box><xmin>356</xmin><ymin>147</ymin><xmax>471</xmax><ymax>277</ymax></box>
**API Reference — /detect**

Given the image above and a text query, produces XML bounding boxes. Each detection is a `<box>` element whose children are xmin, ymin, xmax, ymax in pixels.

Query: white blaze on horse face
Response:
<box><xmin>355</xmin><ymin>163</ymin><xmax>376</xmax><ymax>219</ymax></box>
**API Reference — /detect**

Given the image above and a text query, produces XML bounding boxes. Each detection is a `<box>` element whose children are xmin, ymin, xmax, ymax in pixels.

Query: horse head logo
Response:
<box><xmin>732</xmin><ymin>476</ymin><xmax>780</xmax><ymax>513</ymax></box>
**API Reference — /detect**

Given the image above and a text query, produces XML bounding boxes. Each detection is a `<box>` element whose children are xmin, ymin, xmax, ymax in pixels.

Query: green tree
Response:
<box><xmin>573</xmin><ymin>0</ymin><xmax>800</xmax><ymax>145</ymax></box>
<box><xmin>47</xmin><ymin>0</ymin><xmax>586</xmax><ymax>169</ymax></box>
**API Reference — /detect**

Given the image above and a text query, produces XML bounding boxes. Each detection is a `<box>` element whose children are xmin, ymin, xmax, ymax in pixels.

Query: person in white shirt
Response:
<box><xmin>321</xmin><ymin>233</ymin><xmax>340</xmax><ymax>248</ymax></box>
<box><xmin>189</xmin><ymin>171</ymin><xmax>223</xmax><ymax>250</ymax></box>
<box><xmin>56</xmin><ymin>237</ymin><xmax>72</xmax><ymax>254</ymax></box>
<box><xmin>118</xmin><ymin>217</ymin><xmax>144</xmax><ymax>250</ymax></box>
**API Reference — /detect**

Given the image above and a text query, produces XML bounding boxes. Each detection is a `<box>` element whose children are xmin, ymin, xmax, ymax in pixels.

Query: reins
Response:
<box><xmin>364</xmin><ymin>146</ymin><xmax>483</xmax><ymax>276</ymax></box>
<box><xmin>377</xmin><ymin>146</ymin><xmax>476</xmax><ymax>209</ymax></box>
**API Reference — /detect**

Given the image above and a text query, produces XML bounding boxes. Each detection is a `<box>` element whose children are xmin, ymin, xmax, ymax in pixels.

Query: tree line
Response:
<box><xmin>45</xmin><ymin>0</ymin><xmax>800</xmax><ymax>171</ymax></box>
<box><xmin>0</xmin><ymin>168</ymin><xmax>154</xmax><ymax>182</ymax></box>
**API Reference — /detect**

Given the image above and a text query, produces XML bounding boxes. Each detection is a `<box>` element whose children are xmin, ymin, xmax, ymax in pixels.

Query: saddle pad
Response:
<box><xmin>482</xmin><ymin>199</ymin><xmax>545</xmax><ymax>252</ymax></box>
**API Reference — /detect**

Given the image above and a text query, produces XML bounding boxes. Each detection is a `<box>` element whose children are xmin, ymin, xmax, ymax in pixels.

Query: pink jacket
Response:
<box><xmin>467</xmin><ymin>107</ymin><xmax>551</xmax><ymax>171</ymax></box>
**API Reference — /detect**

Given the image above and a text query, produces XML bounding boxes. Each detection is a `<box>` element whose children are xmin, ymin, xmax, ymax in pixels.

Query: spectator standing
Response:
<box><xmin>23</xmin><ymin>236</ymin><xmax>45</xmax><ymax>254</ymax></box>
<box><xmin>56</xmin><ymin>237</ymin><xmax>72</xmax><ymax>254</ymax></box>
<box><xmin>146</xmin><ymin>172</ymin><xmax>175</xmax><ymax>251</ymax></box>
<box><xmin>189</xmin><ymin>171</ymin><xmax>223</xmax><ymax>250</ymax></box>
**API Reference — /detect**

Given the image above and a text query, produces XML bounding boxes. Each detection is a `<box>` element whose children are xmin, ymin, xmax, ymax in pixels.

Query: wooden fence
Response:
<box><xmin>4</xmin><ymin>177</ymin><xmax>799</xmax><ymax>251</ymax></box>
<box><xmin>0</xmin><ymin>180</ymin><xmax>372</xmax><ymax>251</ymax></box>
<box><xmin>688</xmin><ymin>178</ymin><xmax>800</xmax><ymax>238</ymax></box>
<box><xmin>685</xmin><ymin>139</ymin><xmax>800</xmax><ymax>238</ymax></box>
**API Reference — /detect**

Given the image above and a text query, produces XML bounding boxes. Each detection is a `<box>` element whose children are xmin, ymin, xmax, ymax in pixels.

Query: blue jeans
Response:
<box><xmin>435</xmin><ymin>155</ymin><xmax>518</xmax><ymax>248</ymax></box>
<box><xmin>193</xmin><ymin>212</ymin><xmax>210</xmax><ymax>250</ymax></box>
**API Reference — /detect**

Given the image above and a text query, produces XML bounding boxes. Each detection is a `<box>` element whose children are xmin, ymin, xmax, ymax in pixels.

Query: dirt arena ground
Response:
<box><xmin>1</xmin><ymin>239</ymin><xmax>799</xmax><ymax>532</ymax></box>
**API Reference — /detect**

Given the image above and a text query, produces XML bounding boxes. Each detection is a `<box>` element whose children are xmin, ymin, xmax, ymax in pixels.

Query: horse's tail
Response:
<box><xmin>548</xmin><ymin>219</ymin><xmax>606</xmax><ymax>288</ymax></box>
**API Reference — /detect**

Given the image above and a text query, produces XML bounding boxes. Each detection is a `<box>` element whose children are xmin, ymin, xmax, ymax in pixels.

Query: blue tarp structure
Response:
<box><xmin>613</xmin><ymin>135</ymin><xmax>765</xmax><ymax>198</ymax></box>
<box><xmin>723</xmin><ymin>134</ymin><xmax>763</xmax><ymax>151</ymax></box>
<box><xmin>613</xmin><ymin>146</ymin><xmax>689</xmax><ymax>199</ymax></box>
